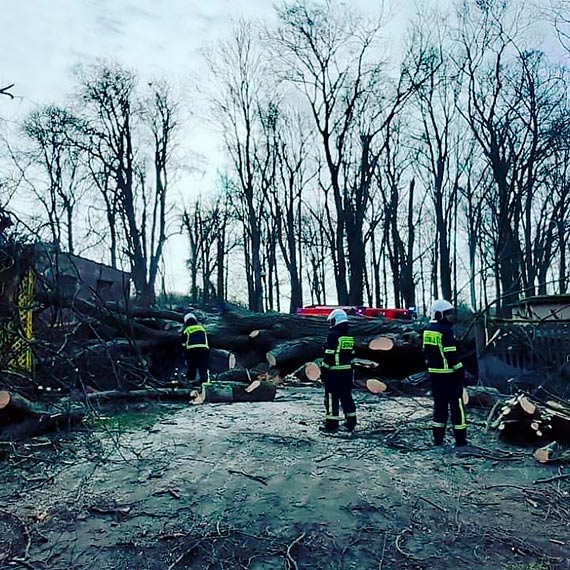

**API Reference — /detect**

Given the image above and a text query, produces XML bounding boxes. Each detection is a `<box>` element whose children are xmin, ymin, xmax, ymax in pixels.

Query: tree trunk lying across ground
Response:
<box><xmin>31</xmin><ymin>295</ymin><xmax>429</xmax><ymax>392</ymax></box>
<box><xmin>0</xmin><ymin>390</ymin><xmax>85</xmax><ymax>441</ymax></box>
<box><xmin>201</xmin><ymin>381</ymin><xmax>277</xmax><ymax>404</ymax></box>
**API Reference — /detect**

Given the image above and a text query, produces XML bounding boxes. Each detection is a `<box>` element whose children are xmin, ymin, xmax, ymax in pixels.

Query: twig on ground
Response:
<box><xmin>377</xmin><ymin>531</ymin><xmax>388</xmax><ymax>570</ymax></box>
<box><xmin>533</xmin><ymin>474</ymin><xmax>570</xmax><ymax>485</ymax></box>
<box><xmin>418</xmin><ymin>495</ymin><xmax>447</xmax><ymax>513</ymax></box>
<box><xmin>284</xmin><ymin>532</ymin><xmax>306</xmax><ymax>570</ymax></box>
<box><xmin>228</xmin><ymin>469</ymin><xmax>268</xmax><ymax>486</ymax></box>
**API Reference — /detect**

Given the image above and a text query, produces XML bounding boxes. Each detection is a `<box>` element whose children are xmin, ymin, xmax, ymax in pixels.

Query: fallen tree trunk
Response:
<box><xmin>0</xmin><ymin>390</ymin><xmax>48</xmax><ymax>419</ymax></box>
<box><xmin>202</xmin><ymin>381</ymin><xmax>277</xmax><ymax>404</ymax></box>
<box><xmin>85</xmin><ymin>388</ymin><xmax>199</xmax><ymax>404</ymax></box>
<box><xmin>0</xmin><ymin>390</ymin><xmax>86</xmax><ymax>441</ymax></box>
<box><xmin>466</xmin><ymin>386</ymin><xmax>503</xmax><ymax>408</ymax></box>
<box><xmin>266</xmin><ymin>338</ymin><xmax>322</xmax><ymax>371</ymax></box>
<box><xmin>0</xmin><ymin>410</ymin><xmax>85</xmax><ymax>441</ymax></box>
<box><xmin>288</xmin><ymin>362</ymin><xmax>321</xmax><ymax>383</ymax></box>
<box><xmin>215</xmin><ymin>366</ymin><xmax>279</xmax><ymax>384</ymax></box>
<box><xmin>210</xmin><ymin>349</ymin><xmax>237</xmax><ymax>373</ymax></box>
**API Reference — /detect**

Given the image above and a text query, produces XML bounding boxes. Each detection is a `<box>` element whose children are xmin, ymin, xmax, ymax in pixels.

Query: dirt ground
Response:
<box><xmin>1</xmin><ymin>387</ymin><xmax>569</xmax><ymax>570</ymax></box>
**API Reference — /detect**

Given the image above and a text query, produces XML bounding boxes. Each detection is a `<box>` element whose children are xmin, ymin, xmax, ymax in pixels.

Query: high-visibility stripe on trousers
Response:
<box><xmin>430</xmin><ymin>373</ymin><xmax>467</xmax><ymax>445</ymax></box>
<box><xmin>324</xmin><ymin>370</ymin><xmax>357</xmax><ymax>430</ymax></box>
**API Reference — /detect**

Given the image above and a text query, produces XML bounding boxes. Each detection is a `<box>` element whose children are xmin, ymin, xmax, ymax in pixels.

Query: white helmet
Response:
<box><xmin>327</xmin><ymin>308</ymin><xmax>348</xmax><ymax>327</ymax></box>
<box><xmin>431</xmin><ymin>299</ymin><xmax>454</xmax><ymax>320</ymax></box>
<box><xmin>184</xmin><ymin>312</ymin><xmax>197</xmax><ymax>324</ymax></box>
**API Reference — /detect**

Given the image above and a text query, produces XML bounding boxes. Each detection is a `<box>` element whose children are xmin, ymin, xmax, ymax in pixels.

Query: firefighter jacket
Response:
<box><xmin>322</xmin><ymin>323</ymin><xmax>355</xmax><ymax>372</ymax></box>
<box><xmin>182</xmin><ymin>324</ymin><xmax>209</xmax><ymax>350</ymax></box>
<box><xmin>422</xmin><ymin>320</ymin><xmax>463</xmax><ymax>374</ymax></box>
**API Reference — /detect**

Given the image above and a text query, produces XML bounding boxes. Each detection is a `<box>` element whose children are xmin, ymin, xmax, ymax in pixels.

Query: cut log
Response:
<box><xmin>266</xmin><ymin>338</ymin><xmax>323</xmax><ymax>372</ymax></box>
<box><xmin>245</xmin><ymin>380</ymin><xmax>261</xmax><ymax>393</ymax></box>
<box><xmin>534</xmin><ymin>442</ymin><xmax>562</xmax><ymax>463</ymax></box>
<box><xmin>353</xmin><ymin>359</ymin><xmax>380</xmax><ymax>381</ymax></box>
<box><xmin>215</xmin><ymin>367</ymin><xmax>277</xmax><ymax>384</ymax></box>
<box><xmin>304</xmin><ymin>362</ymin><xmax>321</xmax><ymax>381</ymax></box>
<box><xmin>519</xmin><ymin>395</ymin><xmax>537</xmax><ymax>415</ymax></box>
<box><xmin>209</xmin><ymin>348</ymin><xmax>237</xmax><ymax>374</ymax></box>
<box><xmin>0</xmin><ymin>410</ymin><xmax>85</xmax><ymax>441</ymax></box>
<box><xmin>493</xmin><ymin>392</ymin><xmax>570</xmax><ymax>444</ymax></box>
<box><xmin>369</xmin><ymin>336</ymin><xmax>394</xmax><ymax>351</ymax></box>
<box><xmin>86</xmin><ymin>388</ymin><xmax>199</xmax><ymax>403</ymax></box>
<box><xmin>0</xmin><ymin>391</ymin><xmax>53</xmax><ymax>424</ymax></box>
<box><xmin>0</xmin><ymin>390</ymin><xmax>86</xmax><ymax>441</ymax></box>
<box><xmin>466</xmin><ymin>386</ymin><xmax>502</xmax><ymax>408</ymax></box>
<box><xmin>203</xmin><ymin>381</ymin><xmax>277</xmax><ymax>403</ymax></box>
<box><xmin>354</xmin><ymin>378</ymin><xmax>387</xmax><ymax>394</ymax></box>
<box><xmin>366</xmin><ymin>379</ymin><xmax>387</xmax><ymax>394</ymax></box>
<box><xmin>286</xmin><ymin>361</ymin><xmax>321</xmax><ymax>384</ymax></box>
<box><xmin>0</xmin><ymin>390</ymin><xmax>10</xmax><ymax>409</ymax></box>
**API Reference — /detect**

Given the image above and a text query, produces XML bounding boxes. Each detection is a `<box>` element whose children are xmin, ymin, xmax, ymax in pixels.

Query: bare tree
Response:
<box><xmin>76</xmin><ymin>63</ymin><xmax>178</xmax><ymax>306</ymax></box>
<box><xmin>207</xmin><ymin>22</ymin><xmax>270</xmax><ymax>311</ymax></box>
<box><xmin>271</xmin><ymin>1</ymin><xmax>433</xmax><ymax>305</ymax></box>
<box><xmin>23</xmin><ymin>106</ymin><xmax>85</xmax><ymax>254</ymax></box>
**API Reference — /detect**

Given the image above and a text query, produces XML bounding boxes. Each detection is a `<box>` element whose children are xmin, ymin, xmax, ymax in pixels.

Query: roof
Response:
<box><xmin>512</xmin><ymin>295</ymin><xmax>570</xmax><ymax>307</ymax></box>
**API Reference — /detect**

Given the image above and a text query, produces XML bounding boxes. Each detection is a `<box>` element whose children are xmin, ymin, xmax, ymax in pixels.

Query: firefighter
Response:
<box><xmin>422</xmin><ymin>299</ymin><xmax>467</xmax><ymax>447</ymax></box>
<box><xmin>182</xmin><ymin>312</ymin><xmax>210</xmax><ymax>386</ymax></box>
<box><xmin>320</xmin><ymin>308</ymin><xmax>357</xmax><ymax>432</ymax></box>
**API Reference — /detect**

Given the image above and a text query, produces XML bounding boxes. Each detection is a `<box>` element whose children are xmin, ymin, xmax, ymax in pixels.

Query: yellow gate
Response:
<box><xmin>5</xmin><ymin>268</ymin><xmax>34</xmax><ymax>372</ymax></box>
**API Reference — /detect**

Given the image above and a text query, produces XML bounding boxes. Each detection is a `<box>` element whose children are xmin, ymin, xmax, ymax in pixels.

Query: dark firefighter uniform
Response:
<box><xmin>321</xmin><ymin>323</ymin><xmax>357</xmax><ymax>432</ymax></box>
<box><xmin>182</xmin><ymin>323</ymin><xmax>210</xmax><ymax>385</ymax></box>
<box><xmin>422</xmin><ymin>320</ymin><xmax>467</xmax><ymax>446</ymax></box>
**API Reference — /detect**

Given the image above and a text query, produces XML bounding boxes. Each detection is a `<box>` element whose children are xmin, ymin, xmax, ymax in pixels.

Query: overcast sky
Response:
<box><xmin>0</xmin><ymin>0</ymin><xmax>451</xmax><ymax>295</ymax></box>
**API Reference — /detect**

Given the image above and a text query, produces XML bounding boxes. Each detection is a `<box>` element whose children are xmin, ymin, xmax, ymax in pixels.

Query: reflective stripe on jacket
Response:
<box><xmin>422</xmin><ymin>321</ymin><xmax>463</xmax><ymax>374</ymax></box>
<box><xmin>183</xmin><ymin>324</ymin><xmax>209</xmax><ymax>350</ymax></box>
<box><xmin>322</xmin><ymin>328</ymin><xmax>354</xmax><ymax>371</ymax></box>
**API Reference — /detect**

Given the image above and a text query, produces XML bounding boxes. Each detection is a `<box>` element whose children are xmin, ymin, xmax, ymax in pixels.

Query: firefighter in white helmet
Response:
<box><xmin>422</xmin><ymin>300</ymin><xmax>467</xmax><ymax>447</ymax></box>
<box><xmin>182</xmin><ymin>312</ymin><xmax>210</xmax><ymax>385</ymax></box>
<box><xmin>320</xmin><ymin>308</ymin><xmax>357</xmax><ymax>432</ymax></box>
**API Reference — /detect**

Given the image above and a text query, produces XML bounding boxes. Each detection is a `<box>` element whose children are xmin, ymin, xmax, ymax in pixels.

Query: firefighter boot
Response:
<box><xmin>319</xmin><ymin>418</ymin><xmax>339</xmax><ymax>433</ymax></box>
<box><xmin>433</xmin><ymin>426</ymin><xmax>445</xmax><ymax>446</ymax></box>
<box><xmin>454</xmin><ymin>428</ymin><xmax>467</xmax><ymax>447</ymax></box>
<box><xmin>343</xmin><ymin>413</ymin><xmax>357</xmax><ymax>432</ymax></box>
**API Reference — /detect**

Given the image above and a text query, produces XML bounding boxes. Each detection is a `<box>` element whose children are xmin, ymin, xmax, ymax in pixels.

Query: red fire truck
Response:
<box><xmin>296</xmin><ymin>305</ymin><xmax>415</xmax><ymax>320</ymax></box>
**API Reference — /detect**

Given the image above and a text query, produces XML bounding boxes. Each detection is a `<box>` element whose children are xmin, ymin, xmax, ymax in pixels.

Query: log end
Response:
<box><xmin>365</xmin><ymin>379</ymin><xmax>387</xmax><ymax>394</ymax></box>
<box><xmin>369</xmin><ymin>336</ymin><xmax>394</xmax><ymax>351</ymax></box>
<box><xmin>304</xmin><ymin>362</ymin><xmax>321</xmax><ymax>381</ymax></box>
<box><xmin>0</xmin><ymin>390</ymin><xmax>10</xmax><ymax>410</ymax></box>
<box><xmin>245</xmin><ymin>380</ymin><xmax>261</xmax><ymax>393</ymax></box>
<box><xmin>266</xmin><ymin>352</ymin><xmax>277</xmax><ymax>367</ymax></box>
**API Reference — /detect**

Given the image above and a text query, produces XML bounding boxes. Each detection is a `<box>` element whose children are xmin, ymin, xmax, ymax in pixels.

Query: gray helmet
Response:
<box><xmin>327</xmin><ymin>308</ymin><xmax>348</xmax><ymax>327</ymax></box>
<box><xmin>184</xmin><ymin>312</ymin><xmax>197</xmax><ymax>324</ymax></box>
<box><xmin>431</xmin><ymin>299</ymin><xmax>453</xmax><ymax>320</ymax></box>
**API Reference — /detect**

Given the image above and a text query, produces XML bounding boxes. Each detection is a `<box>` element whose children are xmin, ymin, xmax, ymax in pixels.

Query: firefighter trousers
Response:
<box><xmin>430</xmin><ymin>373</ymin><xmax>467</xmax><ymax>445</ymax></box>
<box><xmin>185</xmin><ymin>348</ymin><xmax>210</xmax><ymax>384</ymax></box>
<box><xmin>324</xmin><ymin>370</ymin><xmax>357</xmax><ymax>431</ymax></box>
